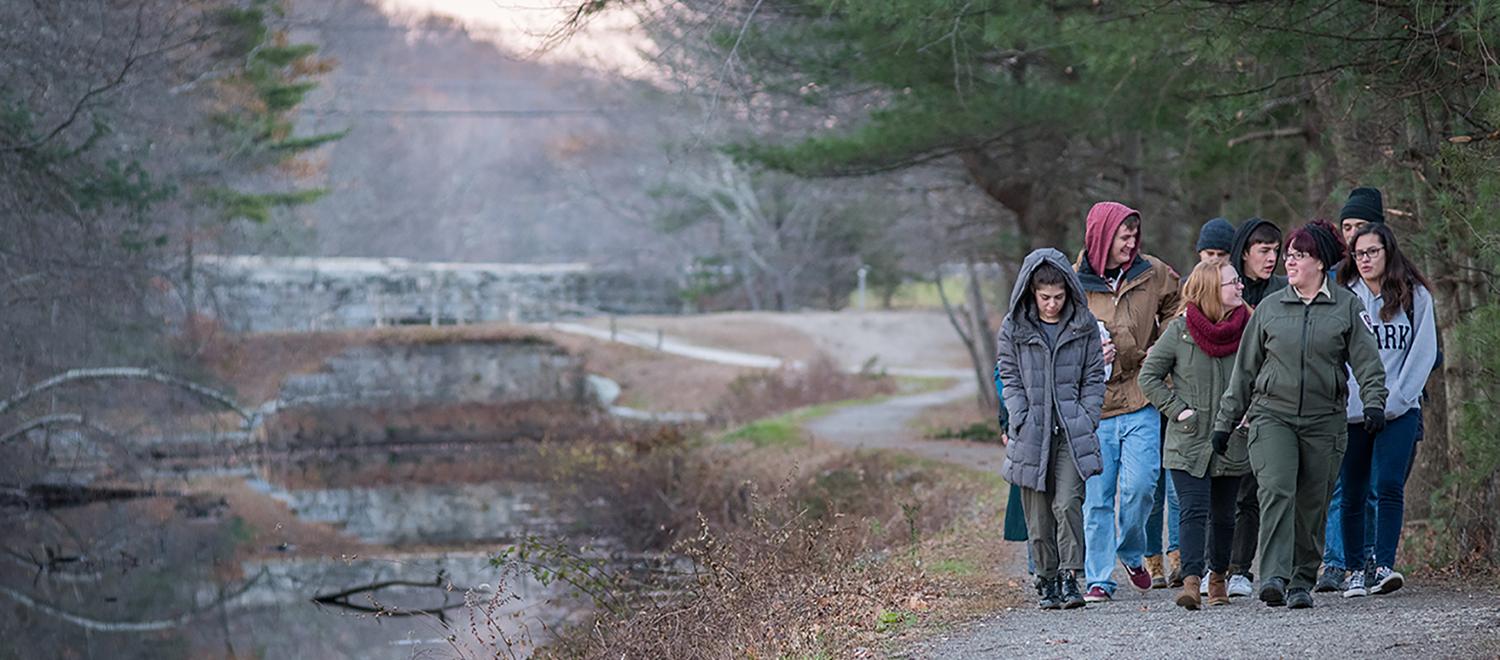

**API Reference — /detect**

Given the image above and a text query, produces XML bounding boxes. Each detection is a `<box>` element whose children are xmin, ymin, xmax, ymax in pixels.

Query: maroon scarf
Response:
<box><xmin>1185</xmin><ymin>303</ymin><xmax>1249</xmax><ymax>358</ymax></box>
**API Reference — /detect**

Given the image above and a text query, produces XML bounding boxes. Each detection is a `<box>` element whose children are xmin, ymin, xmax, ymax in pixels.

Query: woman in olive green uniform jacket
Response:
<box><xmin>1139</xmin><ymin>261</ymin><xmax>1253</xmax><ymax>610</ymax></box>
<box><xmin>1212</xmin><ymin>220</ymin><xmax>1387</xmax><ymax>611</ymax></box>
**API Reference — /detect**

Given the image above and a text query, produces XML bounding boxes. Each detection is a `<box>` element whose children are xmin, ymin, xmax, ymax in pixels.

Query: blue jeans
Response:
<box><xmin>1084</xmin><ymin>406</ymin><xmax>1162</xmax><ymax>592</ymax></box>
<box><xmin>1145</xmin><ymin>468</ymin><xmax>1180</xmax><ymax>556</ymax></box>
<box><xmin>1324</xmin><ymin>468</ymin><xmax>1376</xmax><ymax>570</ymax></box>
<box><xmin>1341</xmin><ymin>411</ymin><xmax>1422</xmax><ymax>568</ymax></box>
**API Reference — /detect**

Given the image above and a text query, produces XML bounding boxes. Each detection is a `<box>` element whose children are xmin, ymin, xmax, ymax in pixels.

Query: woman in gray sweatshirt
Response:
<box><xmin>1336</xmin><ymin>223</ymin><xmax>1438</xmax><ymax>598</ymax></box>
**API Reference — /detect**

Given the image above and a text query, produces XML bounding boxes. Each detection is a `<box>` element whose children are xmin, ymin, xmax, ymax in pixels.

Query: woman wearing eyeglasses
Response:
<box><xmin>1211</xmin><ymin>220</ymin><xmax>1387</xmax><ymax>610</ymax></box>
<box><xmin>1138</xmin><ymin>260</ymin><xmax>1253</xmax><ymax>609</ymax></box>
<box><xmin>1333</xmin><ymin>224</ymin><xmax>1437</xmax><ymax>598</ymax></box>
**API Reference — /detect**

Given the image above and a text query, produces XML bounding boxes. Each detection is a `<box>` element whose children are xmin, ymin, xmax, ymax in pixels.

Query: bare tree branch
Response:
<box><xmin>1226</xmin><ymin>126</ymin><xmax>1307</xmax><ymax>147</ymax></box>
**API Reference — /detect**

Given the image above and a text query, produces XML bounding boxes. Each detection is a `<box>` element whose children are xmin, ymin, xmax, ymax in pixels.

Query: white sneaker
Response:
<box><xmin>1370</xmin><ymin>566</ymin><xmax>1405</xmax><ymax>595</ymax></box>
<box><xmin>1343</xmin><ymin>569</ymin><xmax>1368</xmax><ymax>598</ymax></box>
<box><xmin>1227</xmin><ymin>574</ymin><xmax>1254</xmax><ymax>598</ymax></box>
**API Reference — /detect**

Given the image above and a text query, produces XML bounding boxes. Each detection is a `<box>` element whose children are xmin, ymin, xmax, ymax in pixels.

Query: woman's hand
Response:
<box><xmin>999</xmin><ymin>432</ymin><xmax>1009</xmax><ymax>447</ymax></box>
<box><xmin>1176</xmin><ymin>409</ymin><xmax>1195</xmax><ymax>422</ymax></box>
<box><xmin>1101</xmin><ymin>338</ymin><xmax>1117</xmax><ymax>365</ymax></box>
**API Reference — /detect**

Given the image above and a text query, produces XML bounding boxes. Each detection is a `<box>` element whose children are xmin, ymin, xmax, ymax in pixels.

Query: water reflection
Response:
<box><xmin>2</xmin><ymin>443</ymin><xmax>610</xmax><ymax>659</ymax></box>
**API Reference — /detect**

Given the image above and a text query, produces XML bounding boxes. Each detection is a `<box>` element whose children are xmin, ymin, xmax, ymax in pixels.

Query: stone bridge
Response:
<box><xmin>195</xmin><ymin>255</ymin><xmax>681</xmax><ymax>333</ymax></box>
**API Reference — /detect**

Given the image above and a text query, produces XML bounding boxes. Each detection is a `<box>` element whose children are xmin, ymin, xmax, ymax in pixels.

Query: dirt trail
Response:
<box><xmin>801</xmin><ymin>378</ymin><xmax>1004</xmax><ymax>472</ymax></box>
<box><xmin>905</xmin><ymin>577</ymin><xmax>1500</xmax><ymax>659</ymax></box>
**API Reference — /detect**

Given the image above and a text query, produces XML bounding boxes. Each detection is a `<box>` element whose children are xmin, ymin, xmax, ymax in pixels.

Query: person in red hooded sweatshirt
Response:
<box><xmin>1073</xmin><ymin>202</ymin><xmax>1183</xmax><ymax>602</ymax></box>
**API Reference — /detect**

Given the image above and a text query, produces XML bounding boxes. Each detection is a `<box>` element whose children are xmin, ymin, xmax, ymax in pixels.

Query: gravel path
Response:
<box><xmin>905</xmin><ymin>576</ymin><xmax>1500</xmax><ymax>659</ymax></box>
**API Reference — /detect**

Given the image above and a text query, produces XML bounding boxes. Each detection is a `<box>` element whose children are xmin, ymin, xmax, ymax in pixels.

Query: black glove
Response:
<box><xmin>1211</xmin><ymin>430</ymin><xmax>1231</xmax><ymax>455</ymax></box>
<box><xmin>1364</xmin><ymin>407</ymin><xmax>1386</xmax><ymax>435</ymax></box>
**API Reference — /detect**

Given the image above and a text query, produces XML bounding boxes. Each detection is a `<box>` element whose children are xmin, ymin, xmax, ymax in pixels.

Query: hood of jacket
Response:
<box><xmin>1231</xmin><ymin>216</ymin><xmax>1288</xmax><ymax>306</ymax></box>
<box><xmin>1083</xmin><ymin>201</ymin><xmax>1141</xmax><ymax>277</ymax></box>
<box><xmin>1009</xmin><ymin>248</ymin><xmax>1093</xmax><ymax>333</ymax></box>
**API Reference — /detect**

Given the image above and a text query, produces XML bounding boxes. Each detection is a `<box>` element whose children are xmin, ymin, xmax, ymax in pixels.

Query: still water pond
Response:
<box><xmin>2</xmin><ymin>443</ymin><xmax>619</xmax><ymax>659</ymax></box>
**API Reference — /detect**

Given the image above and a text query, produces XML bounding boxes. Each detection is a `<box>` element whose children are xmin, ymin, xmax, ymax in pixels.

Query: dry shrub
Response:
<box><xmin>517</xmin><ymin>442</ymin><xmax>990</xmax><ymax>658</ymax></box>
<box><xmin>712</xmin><ymin>354</ymin><xmax>895</xmax><ymax>424</ymax></box>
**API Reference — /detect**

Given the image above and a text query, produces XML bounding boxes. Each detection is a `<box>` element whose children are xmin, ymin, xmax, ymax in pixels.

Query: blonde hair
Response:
<box><xmin>1181</xmin><ymin>261</ymin><xmax>1234</xmax><ymax>322</ymax></box>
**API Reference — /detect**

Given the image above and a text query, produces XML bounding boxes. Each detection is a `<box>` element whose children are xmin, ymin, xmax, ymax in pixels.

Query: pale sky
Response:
<box><xmin>373</xmin><ymin>0</ymin><xmax>660</xmax><ymax>78</ymax></box>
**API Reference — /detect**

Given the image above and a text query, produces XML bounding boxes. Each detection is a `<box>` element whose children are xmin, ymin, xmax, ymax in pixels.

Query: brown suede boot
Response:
<box><xmin>1167</xmin><ymin>549</ymin><xmax>1183</xmax><ymax>587</ymax></box>
<box><xmin>1176</xmin><ymin>575</ymin><xmax>1202</xmax><ymax>610</ymax></box>
<box><xmin>1146</xmin><ymin>554</ymin><xmax>1168</xmax><ymax>589</ymax></box>
<box><xmin>1207</xmin><ymin>571</ymin><xmax>1230</xmax><ymax>606</ymax></box>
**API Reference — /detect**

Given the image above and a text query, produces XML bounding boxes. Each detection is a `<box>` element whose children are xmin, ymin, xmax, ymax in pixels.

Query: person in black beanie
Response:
<box><xmin>1196</xmin><ymin>217</ymin><xmax>1236</xmax><ymax>265</ymax></box>
<box><xmin>1339</xmin><ymin>187</ymin><xmax>1385</xmax><ymax>246</ymax></box>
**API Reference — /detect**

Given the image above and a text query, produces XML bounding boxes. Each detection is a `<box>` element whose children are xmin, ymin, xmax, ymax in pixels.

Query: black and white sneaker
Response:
<box><xmin>1343</xmin><ymin>569</ymin><xmax>1368</xmax><ymax>598</ymax></box>
<box><xmin>1370</xmin><ymin>566</ymin><xmax>1405</xmax><ymax>595</ymax></box>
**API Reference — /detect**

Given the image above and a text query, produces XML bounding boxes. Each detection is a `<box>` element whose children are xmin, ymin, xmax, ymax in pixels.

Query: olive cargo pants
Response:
<box><xmin>1021</xmin><ymin>431</ymin><xmax>1087</xmax><ymax>580</ymax></box>
<box><xmin>1247</xmin><ymin>411</ymin><xmax>1346</xmax><ymax>591</ymax></box>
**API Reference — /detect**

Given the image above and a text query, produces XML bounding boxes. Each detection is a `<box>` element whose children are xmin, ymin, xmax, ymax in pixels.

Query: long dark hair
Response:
<box><xmin>1338</xmin><ymin>223</ymin><xmax>1432</xmax><ymax>321</ymax></box>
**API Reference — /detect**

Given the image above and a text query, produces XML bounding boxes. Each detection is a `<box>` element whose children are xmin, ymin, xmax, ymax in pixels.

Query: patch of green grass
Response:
<box><xmin>720</xmin><ymin>417</ymin><xmax>804</xmax><ymax>447</ymax></box>
<box><xmin>715</xmin><ymin>393</ymin><xmax>899</xmax><ymax>448</ymax></box>
<box><xmin>894</xmin><ymin>375</ymin><xmax>955</xmax><ymax>394</ymax></box>
<box><xmin>850</xmin><ymin>276</ymin><xmax>1005</xmax><ymax>311</ymax></box>
<box><xmin>929</xmin><ymin>558</ymin><xmax>977</xmax><ymax>576</ymax></box>
<box><xmin>874</xmin><ymin>608</ymin><xmax>917</xmax><ymax>633</ymax></box>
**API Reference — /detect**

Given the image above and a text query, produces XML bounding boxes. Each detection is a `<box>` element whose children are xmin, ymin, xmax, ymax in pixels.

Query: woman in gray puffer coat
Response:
<box><xmin>997</xmin><ymin>248</ymin><xmax>1108</xmax><ymax>610</ymax></box>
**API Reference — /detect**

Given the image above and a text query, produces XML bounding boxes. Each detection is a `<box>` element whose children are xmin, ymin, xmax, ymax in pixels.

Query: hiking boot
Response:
<box><xmin>1059</xmin><ymin>571</ymin><xmax>1086</xmax><ymax>609</ymax></box>
<box><xmin>1206</xmin><ymin>571</ymin><xmax>1230</xmax><ymax>606</ymax></box>
<box><xmin>1167</xmin><ymin>549</ymin><xmax>1184</xmax><ymax>587</ymax></box>
<box><xmin>1084</xmin><ymin>585</ymin><xmax>1111</xmax><ymax>603</ymax></box>
<box><xmin>1343</xmin><ymin>569</ymin><xmax>1368</xmax><ymax>598</ymax></box>
<box><xmin>1227</xmin><ymin>573</ymin><xmax>1254</xmax><ymax>598</ymax></box>
<box><xmin>1287</xmin><ymin>587</ymin><xmax>1314</xmax><ymax>609</ymax></box>
<box><xmin>1259</xmin><ymin>576</ymin><xmax>1287</xmax><ymax>607</ymax></box>
<box><xmin>1146</xmin><ymin>554</ymin><xmax>1168</xmax><ymax>589</ymax></box>
<box><xmin>1370</xmin><ymin>566</ymin><xmax>1405</xmax><ymax>595</ymax></box>
<box><xmin>1175</xmin><ymin>575</ymin><xmax>1202</xmax><ymax>610</ymax></box>
<box><xmin>1314</xmin><ymin>566</ymin><xmax>1346</xmax><ymax>593</ymax></box>
<box><xmin>1036</xmin><ymin>575</ymin><xmax>1062</xmax><ymax>610</ymax></box>
<box><xmin>1123</xmin><ymin>561</ymin><xmax>1154</xmax><ymax>591</ymax></box>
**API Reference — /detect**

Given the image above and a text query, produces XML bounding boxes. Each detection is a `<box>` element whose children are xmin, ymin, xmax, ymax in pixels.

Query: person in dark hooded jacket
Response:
<box><xmin>997</xmin><ymin>248</ymin><xmax>1108</xmax><ymax>610</ymax></box>
<box><xmin>1222</xmin><ymin>216</ymin><xmax>1288</xmax><ymax>597</ymax></box>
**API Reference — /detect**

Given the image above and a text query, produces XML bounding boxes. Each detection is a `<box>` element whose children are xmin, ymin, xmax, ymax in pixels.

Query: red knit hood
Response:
<box><xmin>1084</xmin><ymin>201</ymin><xmax>1140</xmax><ymax>277</ymax></box>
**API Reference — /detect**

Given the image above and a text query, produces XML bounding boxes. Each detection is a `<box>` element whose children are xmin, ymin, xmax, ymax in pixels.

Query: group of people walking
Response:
<box><xmin>995</xmin><ymin>187</ymin><xmax>1438</xmax><ymax>611</ymax></box>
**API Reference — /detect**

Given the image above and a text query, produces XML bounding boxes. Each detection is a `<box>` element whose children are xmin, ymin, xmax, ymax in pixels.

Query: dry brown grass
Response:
<box><xmin>536</xmin><ymin>329</ymin><xmax>753</xmax><ymax>413</ymax></box>
<box><xmin>492</xmin><ymin>428</ymin><xmax>1016</xmax><ymax>658</ymax></box>
<box><xmin>910</xmin><ymin>395</ymin><xmax>998</xmax><ymax>442</ymax></box>
<box><xmin>711</xmin><ymin>355</ymin><xmax>896</xmax><ymax>425</ymax></box>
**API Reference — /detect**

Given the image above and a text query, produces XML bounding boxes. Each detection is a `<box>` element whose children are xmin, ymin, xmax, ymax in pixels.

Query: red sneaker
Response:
<box><xmin>1084</xmin><ymin>586</ymin><xmax>1111</xmax><ymax>602</ymax></box>
<box><xmin>1123</xmin><ymin>561</ymin><xmax>1154</xmax><ymax>591</ymax></box>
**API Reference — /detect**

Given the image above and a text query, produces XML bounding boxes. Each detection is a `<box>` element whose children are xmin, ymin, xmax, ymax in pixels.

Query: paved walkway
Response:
<box><xmin>801</xmin><ymin>378</ymin><xmax>1005</xmax><ymax>472</ymax></box>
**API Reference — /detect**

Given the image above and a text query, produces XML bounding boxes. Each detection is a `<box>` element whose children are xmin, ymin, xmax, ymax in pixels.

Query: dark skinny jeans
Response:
<box><xmin>1341</xmin><ymin>410</ymin><xmax>1421</xmax><ymax>569</ymax></box>
<box><xmin>1169</xmin><ymin>469</ymin><xmax>1242</xmax><ymax>578</ymax></box>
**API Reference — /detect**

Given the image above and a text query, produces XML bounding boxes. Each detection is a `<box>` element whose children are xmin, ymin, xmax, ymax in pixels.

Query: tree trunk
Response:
<box><xmin>964</xmin><ymin>259</ymin><xmax>999</xmax><ymax>411</ymax></box>
<box><xmin>958</xmin><ymin>147</ymin><xmax>1068</xmax><ymax>250</ymax></box>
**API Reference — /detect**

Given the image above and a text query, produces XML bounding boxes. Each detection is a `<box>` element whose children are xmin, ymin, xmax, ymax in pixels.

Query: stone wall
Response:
<box><xmin>196</xmin><ymin>255</ymin><xmax>681</xmax><ymax>332</ymax></box>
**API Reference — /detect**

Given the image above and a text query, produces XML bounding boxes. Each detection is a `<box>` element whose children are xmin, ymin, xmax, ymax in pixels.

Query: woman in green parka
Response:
<box><xmin>1139</xmin><ymin>261</ymin><xmax>1252</xmax><ymax>610</ymax></box>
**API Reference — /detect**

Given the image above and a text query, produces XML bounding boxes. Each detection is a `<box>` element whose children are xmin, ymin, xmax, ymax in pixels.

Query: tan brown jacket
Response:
<box><xmin>1073</xmin><ymin>252</ymin><xmax>1182</xmax><ymax>419</ymax></box>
